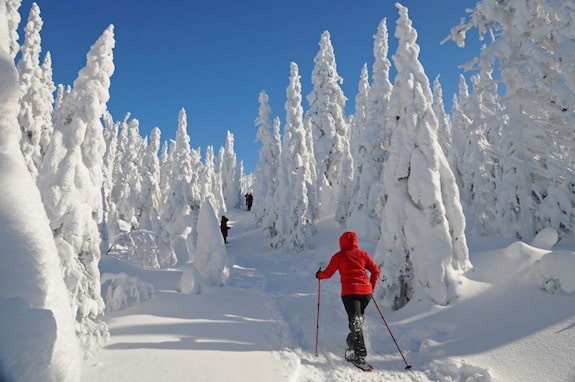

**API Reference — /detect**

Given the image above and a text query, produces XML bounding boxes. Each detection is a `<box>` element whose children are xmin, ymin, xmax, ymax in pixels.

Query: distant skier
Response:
<box><xmin>220</xmin><ymin>215</ymin><xmax>230</xmax><ymax>243</ymax></box>
<box><xmin>315</xmin><ymin>231</ymin><xmax>380</xmax><ymax>362</ymax></box>
<box><xmin>244</xmin><ymin>192</ymin><xmax>253</xmax><ymax>211</ymax></box>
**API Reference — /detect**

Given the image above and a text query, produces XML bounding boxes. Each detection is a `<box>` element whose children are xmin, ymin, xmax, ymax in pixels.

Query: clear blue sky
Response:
<box><xmin>17</xmin><ymin>0</ymin><xmax>480</xmax><ymax>173</ymax></box>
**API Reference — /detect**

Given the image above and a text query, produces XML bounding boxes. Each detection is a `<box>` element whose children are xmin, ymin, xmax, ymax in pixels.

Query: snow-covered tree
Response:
<box><xmin>275</xmin><ymin>62</ymin><xmax>316</xmax><ymax>251</ymax></box>
<box><xmin>375</xmin><ymin>4</ymin><xmax>471</xmax><ymax>310</ymax></box>
<box><xmin>37</xmin><ymin>25</ymin><xmax>115</xmax><ymax>357</ymax></box>
<box><xmin>221</xmin><ymin>130</ymin><xmax>242</xmax><ymax>209</ymax></box>
<box><xmin>253</xmin><ymin>91</ymin><xmax>281</xmax><ymax>238</ymax></box>
<box><xmin>0</xmin><ymin>8</ymin><xmax>81</xmax><ymax>379</ymax></box>
<box><xmin>139</xmin><ymin>127</ymin><xmax>163</xmax><ymax>234</ymax></box>
<box><xmin>193</xmin><ymin>200</ymin><xmax>231</xmax><ymax>286</ymax></box>
<box><xmin>306</xmin><ymin>31</ymin><xmax>349</xmax><ymax>215</ymax></box>
<box><xmin>334</xmin><ymin>134</ymin><xmax>354</xmax><ymax>227</ymax></box>
<box><xmin>463</xmin><ymin>68</ymin><xmax>504</xmax><ymax>235</ymax></box>
<box><xmin>447</xmin><ymin>0</ymin><xmax>575</xmax><ymax>239</ymax></box>
<box><xmin>450</xmin><ymin>75</ymin><xmax>472</xmax><ymax>192</ymax></box>
<box><xmin>349</xmin><ymin>64</ymin><xmax>370</xmax><ymax>161</ymax></box>
<box><xmin>201</xmin><ymin>145</ymin><xmax>225</xmax><ymax>218</ymax></box>
<box><xmin>159</xmin><ymin>109</ymin><xmax>195</xmax><ymax>266</ymax></box>
<box><xmin>158</xmin><ymin>139</ymin><xmax>171</xmax><ymax>209</ymax></box>
<box><xmin>348</xmin><ymin>18</ymin><xmax>393</xmax><ymax>241</ymax></box>
<box><xmin>112</xmin><ymin>115</ymin><xmax>144</xmax><ymax>230</ymax></box>
<box><xmin>3</xmin><ymin>0</ymin><xmax>20</xmax><ymax>59</ymax></box>
<box><xmin>17</xmin><ymin>2</ymin><xmax>55</xmax><ymax>178</ymax></box>
<box><xmin>100</xmin><ymin>109</ymin><xmax>119</xmax><ymax>253</ymax></box>
<box><xmin>346</xmin><ymin>64</ymin><xmax>370</xmax><ymax>232</ymax></box>
<box><xmin>431</xmin><ymin>76</ymin><xmax>454</xmax><ymax>171</ymax></box>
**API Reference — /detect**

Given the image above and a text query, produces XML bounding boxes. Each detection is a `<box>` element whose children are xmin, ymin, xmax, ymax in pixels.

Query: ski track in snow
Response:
<box><xmin>226</xmin><ymin>209</ymin><xmax>433</xmax><ymax>381</ymax></box>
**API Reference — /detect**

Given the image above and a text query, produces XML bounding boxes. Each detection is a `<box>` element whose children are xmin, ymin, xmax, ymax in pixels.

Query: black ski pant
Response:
<box><xmin>342</xmin><ymin>294</ymin><xmax>371</xmax><ymax>357</ymax></box>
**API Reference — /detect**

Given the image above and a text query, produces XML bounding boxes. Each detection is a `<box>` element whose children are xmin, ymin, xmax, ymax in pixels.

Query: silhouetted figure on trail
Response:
<box><xmin>220</xmin><ymin>216</ymin><xmax>230</xmax><ymax>243</ymax></box>
<box><xmin>244</xmin><ymin>193</ymin><xmax>253</xmax><ymax>211</ymax></box>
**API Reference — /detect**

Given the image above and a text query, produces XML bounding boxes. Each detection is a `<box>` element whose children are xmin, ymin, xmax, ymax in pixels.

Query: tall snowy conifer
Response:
<box><xmin>275</xmin><ymin>62</ymin><xmax>316</xmax><ymax>251</ymax></box>
<box><xmin>375</xmin><ymin>4</ymin><xmax>471</xmax><ymax>310</ymax></box>
<box><xmin>100</xmin><ymin>109</ymin><xmax>119</xmax><ymax>253</ymax></box>
<box><xmin>200</xmin><ymin>145</ymin><xmax>225</xmax><ymax>217</ymax></box>
<box><xmin>221</xmin><ymin>131</ymin><xmax>241</xmax><ymax>209</ymax></box>
<box><xmin>431</xmin><ymin>77</ymin><xmax>454</xmax><ymax>172</ymax></box>
<box><xmin>350</xmin><ymin>64</ymin><xmax>370</xmax><ymax>158</ymax></box>
<box><xmin>449</xmin><ymin>82</ymin><xmax>472</xmax><ymax>195</ymax></box>
<box><xmin>254</xmin><ymin>91</ymin><xmax>281</xmax><ymax>238</ymax></box>
<box><xmin>158</xmin><ymin>139</ymin><xmax>171</xmax><ymax>209</ymax></box>
<box><xmin>139</xmin><ymin>127</ymin><xmax>163</xmax><ymax>234</ymax></box>
<box><xmin>348</xmin><ymin>18</ymin><xmax>393</xmax><ymax>240</ymax></box>
<box><xmin>159</xmin><ymin>109</ymin><xmax>195</xmax><ymax>266</ymax></box>
<box><xmin>306</xmin><ymin>31</ymin><xmax>349</xmax><ymax>215</ymax></box>
<box><xmin>0</xmin><ymin>3</ymin><xmax>81</xmax><ymax>379</ymax></box>
<box><xmin>17</xmin><ymin>3</ymin><xmax>55</xmax><ymax>178</ymax></box>
<box><xmin>37</xmin><ymin>25</ymin><xmax>115</xmax><ymax>357</ymax></box>
<box><xmin>463</xmin><ymin>68</ymin><xmax>503</xmax><ymax>235</ymax></box>
<box><xmin>3</xmin><ymin>0</ymin><xmax>20</xmax><ymax>59</ymax></box>
<box><xmin>113</xmin><ymin>116</ymin><xmax>144</xmax><ymax>229</ymax></box>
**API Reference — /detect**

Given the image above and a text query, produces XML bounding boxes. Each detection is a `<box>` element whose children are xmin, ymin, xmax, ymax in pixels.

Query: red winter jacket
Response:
<box><xmin>317</xmin><ymin>231</ymin><xmax>380</xmax><ymax>296</ymax></box>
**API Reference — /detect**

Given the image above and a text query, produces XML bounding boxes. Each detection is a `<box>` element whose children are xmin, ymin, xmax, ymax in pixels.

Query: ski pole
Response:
<box><xmin>315</xmin><ymin>276</ymin><xmax>321</xmax><ymax>356</ymax></box>
<box><xmin>371</xmin><ymin>297</ymin><xmax>412</xmax><ymax>370</ymax></box>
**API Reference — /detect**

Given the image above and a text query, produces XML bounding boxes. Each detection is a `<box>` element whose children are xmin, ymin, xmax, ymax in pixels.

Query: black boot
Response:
<box><xmin>348</xmin><ymin>315</ymin><xmax>367</xmax><ymax>359</ymax></box>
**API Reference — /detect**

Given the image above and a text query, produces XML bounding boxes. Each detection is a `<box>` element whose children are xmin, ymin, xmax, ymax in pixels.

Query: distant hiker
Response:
<box><xmin>220</xmin><ymin>215</ymin><xmax>230</xmax><ymax>243</ymax></box>
<box><xmin>315</xmin><ymin>231</ymin><xmax>380</xmax><ymax>362</ymax></box>
<box><xmin>244</xmin><ymin>192</ymin><xmax>253</xmax><ymax>211</ymax></box>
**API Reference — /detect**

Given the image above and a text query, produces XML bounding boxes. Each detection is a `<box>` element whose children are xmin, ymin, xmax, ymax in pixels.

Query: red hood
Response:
<box><xmin>339</xmin><ymin>231</ymin><xmax>358</xmax><ymax>251</ymax></box>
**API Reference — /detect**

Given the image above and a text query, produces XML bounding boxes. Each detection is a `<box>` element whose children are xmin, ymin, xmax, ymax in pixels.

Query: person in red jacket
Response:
<box><xmin>316</xmin><ymin>231</ymin><xmax>380</xmax><ymax>361</ymax></box>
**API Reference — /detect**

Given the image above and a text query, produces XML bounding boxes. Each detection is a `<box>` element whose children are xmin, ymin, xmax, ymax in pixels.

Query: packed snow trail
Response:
<box><xmin>82</xmin><ymin>209</ymin><xmax>433</xmax><ymax>381</ymax></box>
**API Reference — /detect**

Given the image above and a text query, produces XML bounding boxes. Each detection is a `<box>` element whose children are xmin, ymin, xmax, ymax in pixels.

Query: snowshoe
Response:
<box><xmin>345</xmin><ymin>349</ymin><xmax>373</xmax><ymax>371</ymax></box>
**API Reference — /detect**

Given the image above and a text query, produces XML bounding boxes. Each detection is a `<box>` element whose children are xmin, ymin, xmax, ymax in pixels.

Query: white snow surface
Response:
<box><xmin>80</xmin><ymin>209</ymin><xmax>575</xmax><ymax>382</ymax></box>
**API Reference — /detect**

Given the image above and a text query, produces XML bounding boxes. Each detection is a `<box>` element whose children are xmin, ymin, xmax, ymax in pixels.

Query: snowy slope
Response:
<box><xmin>82</xmin><ymin>209</ymin><xmax>575</xmax><ymax>382</ymax></box>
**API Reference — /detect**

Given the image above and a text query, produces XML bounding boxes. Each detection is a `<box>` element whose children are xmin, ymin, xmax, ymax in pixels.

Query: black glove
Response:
<box><xmin>315</xmin><ymin>269</ymin><xmax>322</xmax><ymax>279</ymax></box>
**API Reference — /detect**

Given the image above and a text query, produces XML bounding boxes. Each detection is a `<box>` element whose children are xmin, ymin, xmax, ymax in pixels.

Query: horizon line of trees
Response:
<box><xmin>2</xmin><ymin>0</ymin><xmax>574</xmax><ymax>367</ymax></box>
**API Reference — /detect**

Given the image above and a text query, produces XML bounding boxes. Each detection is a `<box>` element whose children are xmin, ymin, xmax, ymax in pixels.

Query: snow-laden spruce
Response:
<box><xmin>0</xmin><ymin>12</ymin><xmax>81</xmax><ymax>380</ymax></box>
<box><xmin>463</xmin><ymin>69</ymin><xmax>504</xmax><ymax>235</ymax></box>
<box><xmin>36</xmin><ymin>24</ymin><xmax>115</xmax><ymax>358</ymax></box>
<box><xmin>100</xmin><ymin>109</ymin><xmax>119</xmax><ymax>253</ymax></box>
<box><xmin>253</xmin><ymin>90</ymin><xmax>281</xmax><ymax>239</ymax></box>
<box><xmin>275</xmin><ymin>62</ymin><xmax>316</xmax><ymax>252</ymax></box>
<box><xmin>222</xmin><ymin>130</ymin><xmax>242</xmax><ymax>210</ymax></box>
<box><xmin>17</xmin><ymin>3</ymin><xmax>55</xmax><ymax>179</ymax></box>
<box><xmin>159</xmin><ymin>109</ymin><xmax>196</xmax><ymax>266</ymax></box>
<box><xmin>347</xmin><ymin>18</ymin><xmax>393</xmax><ymax>241</ymax></box>
<box><xmin>139</xmin><ymin>126</ymin><xmax>163</xmax><ymax>234</ymax></box>
<box><xmin>375</xmin><ymin>4</ymin><xmax>471</xmax><ymax>309</ymax></box>
<box><xmin>306</xmin><ymin>31</ymin><xmax>349</xmax><ymax>217</ymax></box>
<box><xmin>200</xmin><ymin>144</ymin><xmax>226</xmax><ymax>220</ymax></box>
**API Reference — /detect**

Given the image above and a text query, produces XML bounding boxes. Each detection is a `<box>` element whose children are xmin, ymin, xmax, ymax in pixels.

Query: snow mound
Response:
<box><xmin>470</xmin><ymin>241</ymin><xmax>547</xmax><ymax>283</ymax></box>
<box><xmin>101</xmin><ymin>273</ymin><xmax>154</xmax><ymax>312</ymax></box>
<box><xmin>107</xmin><ymin>230</ymin><xmax>161</xmax><ymax>269</ymax></box>
<box><xmin>532</xmin><ymin>250</ymin><xmax>575</xmax><ymax>295</ymax></box>
<box><xmin>427</xmin><ymin>358</ymin><xmax>494</xmax><ymax>381</ymax></box>
<box><xmin>530</xmin><ymin>227</ymin><xmax>558</xmax><ymax>250</ymax></box>
<box><xmin>179</xmin><ymin>266</ymin><xmax>202</xmax><ymax>295</ymax></box>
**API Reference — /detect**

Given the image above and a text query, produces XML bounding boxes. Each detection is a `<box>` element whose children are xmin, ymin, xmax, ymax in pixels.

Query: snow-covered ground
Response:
<box><xmin>82</xmin><ymin>208</ymin><xmax>575</xmax><ymax>382</ymax></box>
